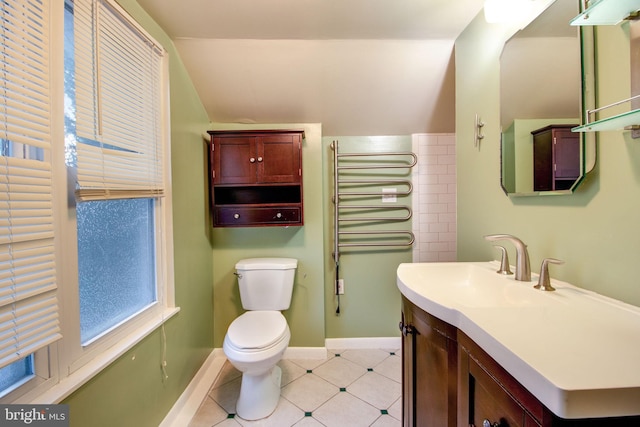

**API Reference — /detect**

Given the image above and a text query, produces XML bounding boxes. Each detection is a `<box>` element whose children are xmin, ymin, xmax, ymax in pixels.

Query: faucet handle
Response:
<box><xmin>534</xmin><ymin>258</ymin><xmax>564</xmax><ymax>291</ymax></box>
<box><xmin>493</xmin><ymin>246</ymin><xmax>513</xmax><ymax>275</ymax></box>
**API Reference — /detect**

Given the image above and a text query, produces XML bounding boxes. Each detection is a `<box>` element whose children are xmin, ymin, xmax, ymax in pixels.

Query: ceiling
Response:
<box><xmin>137</xmin><ymin>0</ymin><xmax>486</xmax><ymax>135</ymax></box>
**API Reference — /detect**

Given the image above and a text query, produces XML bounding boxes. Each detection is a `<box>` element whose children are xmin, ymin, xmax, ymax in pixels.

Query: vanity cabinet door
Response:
<box><xmin>401</xmin><ymin>297</ymin><xmax>457</xmax><ymax>427</ymax></box>
<box><xmin>458</xmin><ymin>332</ymin><xmax>543</xmax><ymax>427</ymax></box>
<box><xmin>467</xmin><ymin>355</ymin><xmax>539</xmax><ymax>427</ymax></box>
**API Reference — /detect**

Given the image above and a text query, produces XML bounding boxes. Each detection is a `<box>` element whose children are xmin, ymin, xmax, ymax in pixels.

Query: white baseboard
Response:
<box><xmin>160</xmin><ymin>338</ymin><xmax>400</xmax><ymax>426</ymax></box>
<box><xmin>159</xmin><ymin>351</ymin><xmax>226</xmax><ymax>427</ymax></box>
<box><xmin>325</xmin><ymin>337</ymin><xmax>401</xmax><ymax>350</ymax></box>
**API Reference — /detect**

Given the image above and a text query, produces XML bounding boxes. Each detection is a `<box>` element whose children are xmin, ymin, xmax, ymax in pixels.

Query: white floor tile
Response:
<box><xmin>234</xmin><ymin>398</ymin><xmax>304</xmax><ymax>427</ymax></box>
<box><xmin>188</xmin><ymin>348</ymin><xmax>401</xmax><ymax>427</ymax></box>
<box><xmin>387</xmin><ymin>397</ymin><xmax>402</xmax><ymax>421</ymax></box>
<box><xmin>312</xmin><ymin>392</ymin><xmax>381</xmax><ymax>427</ymax></box>
<box><xmin>347</xmin><ymin>372</ymin><xmax>402</xmax><ymax>410</ymax></box>
<box><xmin>188</xmin><ymin>397</ymin><xmax>229</xmax><ymax>427</ymax></box>
<box><xmin>338</xmin><ymin>349</ymin><xmax>391</xmax><ymax>369</ymax></box>
<box><xmin>312</xmin><ymin>356</ymin><xmax>367</xmax><ymax>387</ymax></box>
<box><xmin>373</xmin><ymin>354</ymin><xmax>401</xmax><ymax>382</ymax></box>
<box><xmin>281</xmin><ymin>373</ymin><xmax>339</xmax><ymax>411</ymax></box>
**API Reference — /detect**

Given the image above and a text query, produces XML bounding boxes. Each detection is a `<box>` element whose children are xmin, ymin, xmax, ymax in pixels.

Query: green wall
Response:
<box><xmin>456</xmin><ymin>14</ymin><xmax>640</xmax><ymax>307</ymax></box>
<box><xmin>322</xmin><ymin>136</ymin><xmax>413</xmax><ymax>339</ymax></box>
<box><xmin>210</xmin><ymin>123</ymin><xmax>326</xmax><ymax>348</ymax></box>
<box><xmin>209</xmin><ymin>128</ymin><xmax>411</xmax><ymax>347</ymax></box>
<box><xmin>62</xmin><ymin>1</ymin><xmax>214</xmax><ymax>426</ymax></box>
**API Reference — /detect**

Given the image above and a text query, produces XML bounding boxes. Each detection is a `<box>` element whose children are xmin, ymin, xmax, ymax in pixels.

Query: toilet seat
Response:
<box><xmin>226</xmin><ymin>311</ymin><xmax>288</xmax><ymax>351</ymax></box>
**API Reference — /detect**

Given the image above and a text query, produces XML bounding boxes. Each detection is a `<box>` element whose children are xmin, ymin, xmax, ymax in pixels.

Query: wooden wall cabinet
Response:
<box><xmin>207</xmin><ymin>130</ymin><xmax>303</xmax><ymax>227</ymax></box>
<box><xmin>400</xmin><ymin>296</ymin><xmax>640</xmax><ymax>427</ymax></box>
<box><xmin>532</xmin><ymin>125</ymin><xmax>580</xmax><ymax>192</ymax></box>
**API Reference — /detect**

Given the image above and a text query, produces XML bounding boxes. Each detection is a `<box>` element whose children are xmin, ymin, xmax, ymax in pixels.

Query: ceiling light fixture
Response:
<box><xmin>484</xmin><ymin>0</ymin><xmax>554</xmax><ymax>28</ymax></box>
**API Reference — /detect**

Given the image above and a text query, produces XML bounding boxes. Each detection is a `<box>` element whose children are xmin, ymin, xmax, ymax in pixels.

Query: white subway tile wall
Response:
<box><xmin>411</xmin><ymin>134</ymin><xmax>457</xmax><ymax>262</ymax></box>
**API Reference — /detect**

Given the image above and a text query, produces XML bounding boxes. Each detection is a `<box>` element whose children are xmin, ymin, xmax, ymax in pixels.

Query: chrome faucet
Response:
<box><xmin>534</xmin><ymin>258</ymin><xmax>564</xmax><ymax>291</ymax></box>
<box><xmin>484</xmin><ymin>234</ymin><xmax>531</xmax><ymax>282</ymax></box>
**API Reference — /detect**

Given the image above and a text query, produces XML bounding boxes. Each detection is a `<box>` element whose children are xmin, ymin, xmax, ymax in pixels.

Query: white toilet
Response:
<box><xmin>222</xmin><ymin>257</ymin><xmax>298</xmax><ymax>420</ymax></box>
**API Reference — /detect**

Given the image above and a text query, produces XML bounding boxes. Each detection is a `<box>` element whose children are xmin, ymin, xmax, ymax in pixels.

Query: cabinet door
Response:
<box><xmin>401</xmin><ymin>309</ymin><xmax>415</xmax><ymax>427</ymax></box>
<box><xmin>533</xmin><ymin>131</ymin><xmax>553</xmax><ymax>191</ymax></box>
<box><xmin>213</xmin><ymin>136</ymin><xmax>256</xmax><ymax>184</ymax></box>
<box><xmin>552</xmin><ymin>129</ymin><xmax>580</xmax><ymax>179</ymax></box>
<box><xmin>402</xmin><ymin>298</ymin><xmax>457</xmax><ymax>427</ymax></box>
<box><xmin>258</xmin><ymin>134</ymin><xmax>301</xmax><ymax>183</ymax></box>
<box><xmin>468</xmin><ymin>356</ymin><xmax>533</xmax><ymax>427</ymax></box>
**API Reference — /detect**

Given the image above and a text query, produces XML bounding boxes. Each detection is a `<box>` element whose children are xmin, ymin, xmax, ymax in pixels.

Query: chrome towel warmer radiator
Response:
<box><xmin>331</xmin><ymin>140</ymin><xmax>417</xmax><ymax>314</ymax></box>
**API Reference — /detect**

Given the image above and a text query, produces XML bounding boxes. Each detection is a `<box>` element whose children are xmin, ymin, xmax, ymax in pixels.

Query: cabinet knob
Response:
<box><xmin>233</xmin><ymin>213</ymin><xmax>240</xmax><ymax>219</ymax></box>
<box><xmin>276</xmin><ymin>212</ymin><xmax>282</xmax><ymax>218</ymax></box>
<box><xmin>482</xmin><ymin>420</ymin><xmax>501</xmax><ymax>427</ymax></box>
<box><xmin>398</xmin><ymin>321</ymin><xmax>414</xmax><ymax>336</ymax></box>
<box><xmin>249</xmin><ymin>157</ymin><xmax>256</xmax><ymax>163</ymax></box>
<box><xmin>257</xmin><ymin>156</ymin><xmax>263</xmax><ymax>162</ymax></box>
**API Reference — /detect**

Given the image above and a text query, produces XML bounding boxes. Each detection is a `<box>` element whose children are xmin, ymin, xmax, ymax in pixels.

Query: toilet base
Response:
<box><xmin>236</xmin><ymin>365</ymin><xmax>283</xmax><ymax>420</ymax></box>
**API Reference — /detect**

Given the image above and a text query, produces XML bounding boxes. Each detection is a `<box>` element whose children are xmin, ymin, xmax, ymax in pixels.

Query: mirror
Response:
<box><xmin>500</xmin><ymin>0</ymin><xmax>596</xmax><ymax>196</ymax></box>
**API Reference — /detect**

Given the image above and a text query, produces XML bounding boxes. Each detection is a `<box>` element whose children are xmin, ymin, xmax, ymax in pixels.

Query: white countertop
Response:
<box><xmin>397</xmin><ymin>261</ymin><xmax>640</xmax><ymax>419</ymax></box>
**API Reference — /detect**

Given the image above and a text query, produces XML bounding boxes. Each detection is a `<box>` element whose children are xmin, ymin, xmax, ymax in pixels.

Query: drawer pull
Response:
<box><xmin>276</xmin><ymin>212</ymin><xmax>282</xmax><ymax>218</ymax></box>
<box><xmin>233</xmin><ymin>213</ymin><xmax>240</xmax><ymax>219</ymax></box>
<box><xmin>482</xmin><ymin>420</ymin><xmax>501</xmax><ymax>427</ymax></box>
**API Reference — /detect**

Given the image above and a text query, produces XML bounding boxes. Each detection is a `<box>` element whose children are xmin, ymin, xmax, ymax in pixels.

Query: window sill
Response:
<box><xmin>29</xmin><ymin>306</ymin><xmax>180</xmax><ymax>404</ymax></box>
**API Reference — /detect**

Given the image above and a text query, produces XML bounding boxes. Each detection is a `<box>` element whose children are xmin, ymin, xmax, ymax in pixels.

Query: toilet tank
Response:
<box><xmin>235</xmin><ymin>258</ymin><xmax>298</xmax><ymax>310</ymax></box>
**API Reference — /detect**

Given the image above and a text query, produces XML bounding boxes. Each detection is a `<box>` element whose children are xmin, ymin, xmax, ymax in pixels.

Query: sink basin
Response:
<box><xmin>397</xmin><ymin>261</ymin><xmax>640</xmax><ymax>419</ymax></box>
<box><xmin>397</xmin><ymin>261</ymin><xmax>542</xmax><ymax>310</ymax></box>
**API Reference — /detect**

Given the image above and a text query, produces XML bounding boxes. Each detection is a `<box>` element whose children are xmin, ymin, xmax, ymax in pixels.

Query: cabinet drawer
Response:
<box><xmin>214</xmin><ymin>206</ymin><xmax>302</xmax><ymax>227</ymax></box>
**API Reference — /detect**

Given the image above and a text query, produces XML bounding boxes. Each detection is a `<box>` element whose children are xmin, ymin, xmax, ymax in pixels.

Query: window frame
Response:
<box><xmin>0</xmin><ymin>0</ymin><xmax>178</xmax><ymax>403</ymax></box>
<box><xmin>56</xmin><ymin>0</ymin><xmax>177</xmax><ymax>386</ymax></box>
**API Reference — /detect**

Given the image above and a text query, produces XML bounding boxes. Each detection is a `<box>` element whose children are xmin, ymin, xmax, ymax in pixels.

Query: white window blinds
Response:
<box><xmin>0</xmin><ymin>0</ymin><xmax>62</xmax><ymax>369</ymax></box>
<box><xmin>73</xmin><ymin>0</ymin><xmax>165</xmax><ymax>201</ymax></box>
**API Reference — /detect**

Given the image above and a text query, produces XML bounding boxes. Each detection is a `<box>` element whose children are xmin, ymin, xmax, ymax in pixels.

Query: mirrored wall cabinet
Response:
<box><xmin>571</xmin><ymin>0</ymin><xmax>640</xmax><ymax>138</ymax></box>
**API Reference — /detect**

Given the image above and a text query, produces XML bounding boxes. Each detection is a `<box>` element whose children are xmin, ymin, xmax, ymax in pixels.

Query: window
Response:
<box><xmin>0</xmin><ymin>0</ymin><xmax>61</xmax><ymax>398</ymax></box>
<box><xmin>63</xmin><ymin>0</ymin><xmax>165</xmax><ymax>347</ymax></box>
<box><xmin>0</xmin><ymin>356</ymin><xmax>34</xmax><ymax>398</ymax></box>
<box><xmin>60</xmin><ymin>0</ymin><xmax>173</xmax><ymax>372</ymax></box>
<box><xmin>0</xmin><ymin>0</ymin><xmax>174</xmax><ymax>401</ymax></box>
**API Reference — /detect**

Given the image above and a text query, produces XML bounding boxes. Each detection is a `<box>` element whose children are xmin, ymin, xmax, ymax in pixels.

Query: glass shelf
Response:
<box><xmin>570</xmin><ymin>0</ymin><xmax>640</xmax><ymax>26</ymax></box>
<box><xmin>572</xmin><ymin>108</ymin><xmax>640</xmax><ymax>132</ymax></box>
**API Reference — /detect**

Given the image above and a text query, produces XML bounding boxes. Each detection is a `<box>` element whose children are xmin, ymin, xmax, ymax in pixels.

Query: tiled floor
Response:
<box><xmin>188</xmin><ymin>348</ymin><xmax>402</xmax><ymax>427</ymax></box>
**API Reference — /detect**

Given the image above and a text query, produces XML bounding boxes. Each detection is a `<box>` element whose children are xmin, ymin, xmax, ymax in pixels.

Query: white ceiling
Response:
<box><xmin>137</xmin><ymin>0</ymin><xmax>486</xmax><ymax>135</ymax></box>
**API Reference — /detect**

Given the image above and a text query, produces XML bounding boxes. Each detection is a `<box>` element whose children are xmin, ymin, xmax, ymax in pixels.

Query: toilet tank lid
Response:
<box><xmin>235</xmin><ymin>258</ymin><xmax>298</xmax><ymax>270</ymax></box>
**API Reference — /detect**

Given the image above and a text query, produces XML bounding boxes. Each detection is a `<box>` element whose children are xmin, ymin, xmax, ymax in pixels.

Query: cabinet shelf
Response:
<box><xmin>570</xmin><ymin>0</ymin><xmax>640</xmax><ymax>26</ymax></box>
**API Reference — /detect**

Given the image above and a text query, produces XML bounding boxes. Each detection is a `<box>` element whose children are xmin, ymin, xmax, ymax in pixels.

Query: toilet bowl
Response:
<box><xmin>223</xmin><ymin>311</ymin><xmax>291</xmax><ymax>420</ymax></box>
<box><xmin>222</xmin><ymin>258</ymin><xmax>297</xmax><ymax>420</ymax></box>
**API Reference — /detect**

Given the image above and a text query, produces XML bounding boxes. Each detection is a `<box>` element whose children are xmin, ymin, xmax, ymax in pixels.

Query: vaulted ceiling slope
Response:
<box><xmin>137</xmin><ymin>0</ymin><xmax>485</xmax><ymax>135</ymax></box>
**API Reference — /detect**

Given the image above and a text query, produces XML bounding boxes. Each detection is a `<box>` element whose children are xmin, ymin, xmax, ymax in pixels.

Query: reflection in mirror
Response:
<box><xmin>500</xmin><ymin>0</ymin><xmax>595</xmax><ymax>196</ymax></box>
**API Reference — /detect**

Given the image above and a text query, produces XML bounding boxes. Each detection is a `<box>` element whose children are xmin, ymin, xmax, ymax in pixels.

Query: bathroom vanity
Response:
<box><xmin>397</xmin><ymin>262</ymin><xmax>640</xmax><ymax>427</ymax></box>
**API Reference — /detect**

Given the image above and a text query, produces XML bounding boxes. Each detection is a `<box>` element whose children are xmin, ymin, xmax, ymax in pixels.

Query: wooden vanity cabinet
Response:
<box><xmin>401</xmin><ymin>298</ymin><xmax>458</xmax><ymax>427</ymax></box>
<box><xmin>400</xmin><ymin>296</ymin><xmax>640</xmax><ymax>427</ymax></box>
<box><xmin>207</xmin><ymin>130</ymin><xmax>303</xmax><ymax>227</ymax></box>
